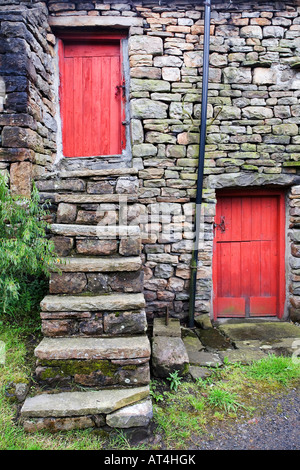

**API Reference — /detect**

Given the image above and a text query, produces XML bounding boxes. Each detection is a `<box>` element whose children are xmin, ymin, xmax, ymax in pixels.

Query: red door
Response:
<box><xmin>58</xmin><ymin>34</ymin><xmax>126</xmax><ymax>158</ymax></box>
<box><xmin>213</xmin><ymin>190</ymin><xmax>285</xmax><ymax>320</ymax></box>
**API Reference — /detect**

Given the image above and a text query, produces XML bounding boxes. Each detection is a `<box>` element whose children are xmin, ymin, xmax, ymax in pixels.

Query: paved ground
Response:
<box><xmin>190</xmin><ymin>386</ymin><xmax>300</xmax><ymax>450</ymax></box>
<box><xmin>196</xmin><ymin>319</ymin><xmax>300</xmax><ymax>365</ymax></box>
<box><xmin>192</xmin><ymin>320</ymin><xmax>300</xmax><ymax>450</ymax></box>
<box><xmin>161</xmin><ymin>320</ymin><xmax>300</xmax><ymax>450</ymax></box>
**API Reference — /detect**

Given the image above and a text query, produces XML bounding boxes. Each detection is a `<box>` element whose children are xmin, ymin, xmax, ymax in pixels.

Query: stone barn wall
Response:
<box><xmin>0</xmin><ymin>1</ymin><xmax>56</xmax><ymax>196</ymax></box>
<box><xmin>0</xmin><ymin>0</ymin><xmax>300</xmax><ymax>324</ymax></box>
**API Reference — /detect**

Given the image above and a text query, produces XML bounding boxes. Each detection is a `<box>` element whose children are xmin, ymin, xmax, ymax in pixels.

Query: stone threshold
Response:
<box><xmin>58</xmin><ymin>168</ymin><xmax>139</xmax><ymax>179</ymax></box>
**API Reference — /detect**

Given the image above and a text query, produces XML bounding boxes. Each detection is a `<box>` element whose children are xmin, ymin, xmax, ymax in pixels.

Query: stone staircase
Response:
<box><xmin>21</xmin><ymin>168</ymin><xmax>153</xmax><ymax>432</ymax></box>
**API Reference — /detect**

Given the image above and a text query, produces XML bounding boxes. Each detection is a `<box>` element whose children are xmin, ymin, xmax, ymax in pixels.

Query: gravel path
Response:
<box><xmin>191</xmin><ymin>387</ymin><xmax>300</xmax><ymax>450</ymax></box>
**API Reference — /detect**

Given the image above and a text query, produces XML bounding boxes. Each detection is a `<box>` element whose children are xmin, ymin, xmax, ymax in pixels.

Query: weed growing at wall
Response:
<box><xmin>0</xmin><ymin>174</ymin><xmax>58</xmax><ymax>319</ymax></box>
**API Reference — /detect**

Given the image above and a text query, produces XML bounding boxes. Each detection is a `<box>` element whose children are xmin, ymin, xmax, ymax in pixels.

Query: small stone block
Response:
<box><xmin>219</xmin><ymin>349</ymin><xmax>266</xmax><ymax>365</ymax></box>
<box><xmin>183</xmin><ymin>335</ymin><xmax>221</xmax><ymax>367</ymax></box>
<box><xmin>189</xmin><ymin>366</ymin><xmax>212</xmax><ymax>381</ymax></box>
<box><xmin>153</xmin><ymin>317</ymin><xmax>181</xmax><ymax>337</ymax></box>
<box><xmin>151</xmin><ymin>336</ymin><xmax>189</xmax><ymax>378</ymax></box>
<box><xmin>106</xmin><ymin>398</ymin><xmax>153</xmax><ymax>428</ymax></box>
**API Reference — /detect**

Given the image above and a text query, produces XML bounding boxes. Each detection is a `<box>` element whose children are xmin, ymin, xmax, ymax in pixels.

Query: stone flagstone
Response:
<box><xmin>21</xmin><ymin>386</ymin><xmax>150</xmax><ymax>418</ymax></box>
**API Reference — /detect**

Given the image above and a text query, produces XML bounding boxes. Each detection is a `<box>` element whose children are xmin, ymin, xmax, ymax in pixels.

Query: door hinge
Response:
<box><xmin>214</xmin><ymin>216</ymin><xmax>226</xmax><ymax>232</ymax></box>
<box><xmin>115</xmin><ymin>83</ymin><xmax>126</xmax><ymax>98</ymax></box>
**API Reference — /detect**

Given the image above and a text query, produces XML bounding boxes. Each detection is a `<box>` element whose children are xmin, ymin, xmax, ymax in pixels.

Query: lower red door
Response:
<box><xmin>213</xmin><ymin>190</ymin><xmax>285</xmax><ymax>320</ymax></box>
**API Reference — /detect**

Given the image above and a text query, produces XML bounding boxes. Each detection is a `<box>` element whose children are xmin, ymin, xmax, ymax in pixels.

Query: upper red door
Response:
<box><xmin>213</xmin><ymin>190</ymin><xmax>285</xmax><ymax>320</ymax></box>
<box><xmin>58</xmin><ymin>35</ymin><xmax>126</xmax><ymax>158</ymax></box>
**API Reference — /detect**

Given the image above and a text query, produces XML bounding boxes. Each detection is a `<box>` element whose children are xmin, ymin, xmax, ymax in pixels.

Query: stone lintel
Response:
<box><xmin>48</xmin><ymin>16</ymin><xmax>143</xmax><ymax>29</ymax></box>
<box><xmin>206</xmin><ymin>172</ymin><xmax>300</xmax><ymax>189</ymax></box>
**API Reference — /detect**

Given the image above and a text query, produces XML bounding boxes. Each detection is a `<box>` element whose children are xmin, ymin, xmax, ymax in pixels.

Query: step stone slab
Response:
<box><xmin>35</xmin><ymin>358</ymin><xmax>150</xmax><ymax>388</ymax></box>
<box><xmin>54</xmin><ymin>256</ymin><xmax>142</xmax><ymax>273</ymax></box>
<box><xmin>34</xmin><ymin>336</ymin><xmax>151</xmax><ymax>361</ymax></box>
<box><xmin>40</xmin><ymin>292</ymin><xmax>146</xmax><ymax>312</ymax></box>
<box><xmin>41</xmin><ymin>309</ymin><xmax>147</xmax><ymax>337</ymax></box>
<box><xmin>50</xmin><ymin>224</ymin><xmax>140</xmax><ymax>238</ymax></box>
<box><xmin>21</xmin><ymin>386</ymin><xmax>150</xmax><ymax>418</ymax></box>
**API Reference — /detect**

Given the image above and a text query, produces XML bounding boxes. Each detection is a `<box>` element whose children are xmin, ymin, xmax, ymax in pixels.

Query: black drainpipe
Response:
<box><xmin>188</xmin><ymin>0</ymin><xmax>212</xmax><ymax>328</ymax></box>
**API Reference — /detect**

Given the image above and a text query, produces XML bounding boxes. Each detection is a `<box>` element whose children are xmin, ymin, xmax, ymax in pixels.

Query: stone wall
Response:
<box><xmin>1</xmin><ymin>0</ymin><xmax>300</xmax><ymax>323</ymax></box>
<box><xmin>0</xmin><ymin>1</ymin><xmax>56</xmax><ymax>196</ymax></box>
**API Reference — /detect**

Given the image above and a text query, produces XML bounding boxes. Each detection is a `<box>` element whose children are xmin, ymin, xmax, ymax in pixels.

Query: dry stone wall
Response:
<box><xmin>1</xmin><ymin>0</ymin><xmax>300</xmax><ymax>323</ymax></box>
<box><xmin>0</xmin><ymin>1</ymin><xmax>57</xmax><ymax>196</ymax></box>
<box><xmin>126</xmin><ymin>0</ymin><xmax>300</xmax><ymax>323</ymax></box>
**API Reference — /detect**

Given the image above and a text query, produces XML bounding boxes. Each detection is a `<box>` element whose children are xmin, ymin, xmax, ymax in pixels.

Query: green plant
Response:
<box><xmin>167</xmin><ymin>370</ymin><xmax>182</xmax><ymax>392</ymax></box>
<box><xmin>150</xmin><ymin>380</ymin><xmax>165</xmax><ymax>403</ymax></box>
<box><xmin>247</xmin><ymin>354</ymin><xmax>300</xmax><ymax>385</ymax></box>
<box><xmin>207</xmin><ymin>387</ymin><xmax>244</xmax><ymax>413</ymax></box>
<box><xmin>0</xmin><ymin>174</ymin><xmax>58</xmax><ymax>317</ymax></box>
<box><xmin>187</xmin><ymin>394</ymin><xmax>205</xmax><ymax>412</ymax></box>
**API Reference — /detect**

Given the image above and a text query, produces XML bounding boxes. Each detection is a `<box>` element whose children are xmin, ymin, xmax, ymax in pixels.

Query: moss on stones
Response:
<box><xmin>38</xmin><ymin>359</ymin><xmax>123</xmax><ymax>379</ymax></box>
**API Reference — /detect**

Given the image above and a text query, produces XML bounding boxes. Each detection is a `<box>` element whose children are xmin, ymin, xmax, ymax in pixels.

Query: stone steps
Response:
<box><xmin>51</xmin><ymin>224</ymin><xmax>141</xmax><ymax>238</ymax></box>
<box><xmin>41</xmin><ymin>292</ymin><xmax>145</xmax><ymax>312</ymax></box>
<box><xmin>21</xmin><ymin>386</ymin><xmax>152</xmax><ymax>432</ymax></box>
<box><xmin>51</xmin><ymin>225</ymin><xmax>141</xmax><ymax>258</ymax></box>
<box><xmin>25</xmin><ymin>172</ymin><xmax>151</xmax><ymax>431</ymax></box>
<box><xmin>34</xmin><ymin>336</ymin><xmax>151</xmax><ymax>388</ymax></box>
<box><xmin>41</xmin><ymin>307</ymin><xmax>147</xmax><ymax>338</ymax></box>
<box><xmin>49</xmin><ymin>256</ymin><xmax>144</xmax><ymax>296</ymax></box>
<box><xmin>51</xmin><ymin>225</ymin><xmax>141</xmax><ymax>255</ymax></box>
<box><xmin>53</xmin><ymin>256</ymin><xmax>142</xmax><ymax>272</ymax></box>
<box><xmin>40</xmin><ymin>292</ymin><xmax>147</xmax><ymax>336</ymax></box>
<box><xmin>35</xmin><ymin>336</ymin><xmax>151</xmax><ymax>361</ymax></box>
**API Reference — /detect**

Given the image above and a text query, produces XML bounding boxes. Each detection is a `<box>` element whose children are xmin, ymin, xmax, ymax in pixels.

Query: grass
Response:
<box><xmin>247</xmin><ymin>354</ymin><xmax>300</xmax><ymax>385</ymax></box>
<box><xmin>151</xmin><ymin>356</ymin><xmax>300</xmax><ymax>449</ymax></box>
<box><xmin>206</xmin><ymin>388</ymin><xmax>245</xmax><ymax>413</ymax></box>
<box><xmin>0</xmin><ymin>319</ymin><xmax>299</xmax><ymax>450</ymax></box>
